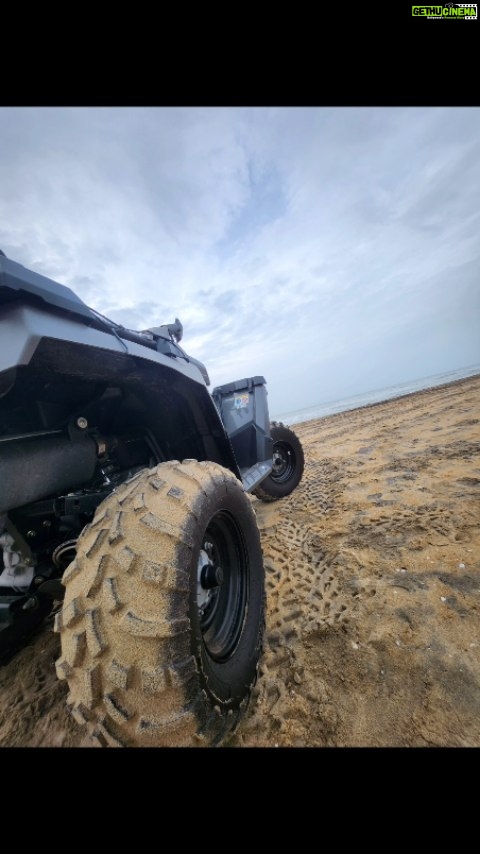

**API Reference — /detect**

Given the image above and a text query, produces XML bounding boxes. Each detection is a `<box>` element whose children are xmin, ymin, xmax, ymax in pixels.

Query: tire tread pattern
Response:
<box><xmin>56</xmin><ymin>460</ymin><xmax>264</xmax><ymax>747</ymax></box>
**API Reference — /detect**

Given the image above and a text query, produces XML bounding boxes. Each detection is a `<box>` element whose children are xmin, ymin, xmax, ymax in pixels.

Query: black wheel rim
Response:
<box><xmin>196</xmin><ymin>511</ymin><xmax>248</xmax><ymax>663</ymax></box>
<box><xmin>271</xmin><ymin>441</ymin><xmax>296</xmax><ymax>484</ymax></box>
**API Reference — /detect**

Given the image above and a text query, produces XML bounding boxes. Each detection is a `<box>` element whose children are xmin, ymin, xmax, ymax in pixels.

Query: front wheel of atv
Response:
<box><xmin>253</xmin><ymin>421</ymin><xmax>304</xmax><ymax>502</ymax></box>
<box><xmin>55</xmin><ymin>460</ymin><xmax>265</xmax><ymax>747</ymax></box>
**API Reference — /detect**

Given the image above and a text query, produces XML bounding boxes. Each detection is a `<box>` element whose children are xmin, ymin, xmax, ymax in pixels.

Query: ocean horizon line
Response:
<box><xmin>272</xmin><ymin>363</ymin><xmax>480</xmax><ymax>426</ymax></box>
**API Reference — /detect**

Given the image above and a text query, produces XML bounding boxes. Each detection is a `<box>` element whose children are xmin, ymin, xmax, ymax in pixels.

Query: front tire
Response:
<box><xmin>253</xmin><ymin>421</ymin><xmax>304</xmax><ymax>502</ymax></box>
<box><xmin>55</xmin><ymin>460</ymin><xmax>265</xmax><ymax>747</ymax></box>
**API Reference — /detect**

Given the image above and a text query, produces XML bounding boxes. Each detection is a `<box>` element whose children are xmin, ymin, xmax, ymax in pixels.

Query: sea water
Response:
<box><xmin>272</xmin><ymin>364</ymin><xmax>480</xmax><ymax>426</ymax></box>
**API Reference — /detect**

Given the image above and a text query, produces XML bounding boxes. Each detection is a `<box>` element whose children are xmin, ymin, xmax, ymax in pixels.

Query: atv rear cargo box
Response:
<box><xmin>212</xmin><ymin>376</ymin><xmax>273</xmax><ymax>487</ymax></box>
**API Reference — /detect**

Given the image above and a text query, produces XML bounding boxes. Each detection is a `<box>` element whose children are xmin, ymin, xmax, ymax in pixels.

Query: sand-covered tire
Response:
<box><xmin>54</xmin><ymin>460</ymin><xmax>265</xmax><ymax>747</ymax></box>
<box><xmin>253</xmin><ymin>422</ymin><xmax>304</xmax><ymax>502</ymax></box>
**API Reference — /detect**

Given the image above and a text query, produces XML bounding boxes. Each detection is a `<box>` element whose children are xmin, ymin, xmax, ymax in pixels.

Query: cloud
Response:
<box><xmin>1</xmin><ymin>106</ymin><xmax>479</xmax><ymax>418</ymax></box>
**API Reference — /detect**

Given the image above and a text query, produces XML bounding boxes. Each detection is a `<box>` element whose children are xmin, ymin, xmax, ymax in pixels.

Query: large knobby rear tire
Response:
<box><xmin>253</xmin><ymin>421</ymin><xmax>305</xmax><ymax>502</ymax></box>
<box><xmin>55</xmin><ymin>460</ymin><xmax>265</xmax><ymax>747</ymax></box>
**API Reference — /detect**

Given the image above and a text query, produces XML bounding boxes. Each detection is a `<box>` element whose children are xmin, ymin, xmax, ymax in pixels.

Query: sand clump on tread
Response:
<box><xmin>1</xmin><ymin>374</ymin><xmax>479</xmax><ymax>747</ymax></box>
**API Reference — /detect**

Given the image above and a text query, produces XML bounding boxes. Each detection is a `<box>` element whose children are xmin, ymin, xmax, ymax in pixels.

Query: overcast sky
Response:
<box><xmin>1</xmin><ymin>106</ymin><xmax>479</xmax><ymax>417</ymax></box>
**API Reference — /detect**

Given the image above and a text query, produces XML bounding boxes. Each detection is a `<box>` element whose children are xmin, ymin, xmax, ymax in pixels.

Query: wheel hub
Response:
<box><xmin>273</xmin><ymin>447</ymin><xmax>289</xmax><ymax>476</ymax></box>
<box><xmin>197</xmin><ymin>547</ymin><xmax>223</xmax><ymax>615</ymax></box>
<box><xmin>195</xmin><ymin>513</ymin><xmax>249</xmax><ymax>662</ymax></box>
<box><xmin>201</xmin><ymin>563</ymin><xmax>224</xmax><ymax>589</ymax></box>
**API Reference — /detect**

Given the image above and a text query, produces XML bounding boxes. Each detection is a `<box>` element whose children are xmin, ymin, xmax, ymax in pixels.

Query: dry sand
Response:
<box><xmin>0</xmin><ymin>374</ymin><xmax>479</xmax><ymax>747</ymax></box>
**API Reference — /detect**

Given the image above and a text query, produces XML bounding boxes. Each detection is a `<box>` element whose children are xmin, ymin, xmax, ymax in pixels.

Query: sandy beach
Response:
<box><xmin>1</xmin><ymin>373</ymin><xmax>479</xmax><ymax>747</ymax></box>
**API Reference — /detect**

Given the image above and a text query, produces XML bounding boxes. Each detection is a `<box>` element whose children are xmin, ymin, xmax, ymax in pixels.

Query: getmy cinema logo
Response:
<box><xmin>412</xmin><ymin>3</ymin><xmax>477</xmax><ymax>16</ymax></box>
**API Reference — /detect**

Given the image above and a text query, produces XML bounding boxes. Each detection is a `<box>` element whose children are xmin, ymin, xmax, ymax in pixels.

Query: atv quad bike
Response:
<box><xmin>0</xmin><ymin>250</ymin><xmax>304</xmax><ymax>747</ymax></box>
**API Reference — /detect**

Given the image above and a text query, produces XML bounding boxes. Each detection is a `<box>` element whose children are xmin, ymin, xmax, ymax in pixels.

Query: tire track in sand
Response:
<box><xmin>231</xmin><ymin>375</ymin><xmax>480</xmax><ymax>747</ymax></box>
<box><xmin>232</xmin><ymin>454</ymin><xmax>366</xmax><ymax>746</ymax></box>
